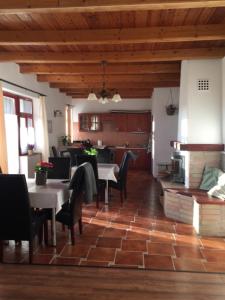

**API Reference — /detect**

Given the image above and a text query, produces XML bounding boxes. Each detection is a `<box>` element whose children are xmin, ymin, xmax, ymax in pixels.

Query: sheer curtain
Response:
<box><xmin>0</xmin><ymin>83</ymin><xmax>8</xmax><ymax>173</ymax></box>
<box><xmin>34</xmin><ymin>96</ymin><xmax>49</xmax><ymax>161</ymax></box>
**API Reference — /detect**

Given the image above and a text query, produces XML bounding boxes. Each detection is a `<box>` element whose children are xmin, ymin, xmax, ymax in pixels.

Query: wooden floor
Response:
<box><xmin>1</xmin><ymin>264</ymin><xmax>225</xmax><ymax>300</ymax></box>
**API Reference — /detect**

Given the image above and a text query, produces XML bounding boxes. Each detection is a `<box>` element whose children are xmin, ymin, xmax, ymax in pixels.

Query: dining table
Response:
<box><xmin>71</xmin><ymin>163</ymin><xmax>119</xmax><ymax>204</ymax></box>
<box><xmin>27</xmin><ymin>179</ymin><xmax>69</xmax><ymax>246</ymax></box>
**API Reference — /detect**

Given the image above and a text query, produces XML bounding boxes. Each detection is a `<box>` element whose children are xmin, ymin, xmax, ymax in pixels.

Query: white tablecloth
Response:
<box><xmin>71</xmin><ymin>163</ymin><xmax>119</xmax><ymax>182</ymax></box>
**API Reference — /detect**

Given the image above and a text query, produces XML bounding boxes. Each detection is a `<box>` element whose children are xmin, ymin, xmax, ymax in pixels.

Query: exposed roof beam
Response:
<box><xmin>69</xmin><ymin>93</ymin><xmax>152</xmax><ymax>99</ymax></box>
<box><xmin>0</xmin><ymin>1</ymin><xmax>225</xmax><ymax>14</ymax></box>
<box><xmin>51</xmin><ymin>81</ymin><xmax>180</xmax><ymax>89</ymax></box>
<box><xmin>1</xmin><ymin>24</ymin><xmax>225</xmax><ymax>45</ymax></box>
<box><xmin>37</xmin><ymin>73</ymin><xmax>180</xmax><ymax>83</ymax></box>
<box><xmin>2</xmin><ymin>48</ymin><xmax>225</xmax><ymax>63</ymax></box>
<box><xmin>62</xmin><ymin>88</ymin><xmax>153</xmax><ymax>94</ymax></box>
<box><xmin>19</xmin><ymin>63</ymin><xmax>180</xmax><ymax>74</ymax></box>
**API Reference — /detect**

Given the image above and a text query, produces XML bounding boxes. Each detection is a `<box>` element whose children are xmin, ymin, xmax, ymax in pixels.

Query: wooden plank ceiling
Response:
<box><xmin>0</xmin><ymin>1</ymin><xmax>225</xmax><ymax>99</ymax></box>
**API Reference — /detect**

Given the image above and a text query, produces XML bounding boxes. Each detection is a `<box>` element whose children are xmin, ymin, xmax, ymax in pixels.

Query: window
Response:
<box><xmin>3</xmin><ymin>92</ymin><xmax>34</xmax><ymax>155</ymax></box>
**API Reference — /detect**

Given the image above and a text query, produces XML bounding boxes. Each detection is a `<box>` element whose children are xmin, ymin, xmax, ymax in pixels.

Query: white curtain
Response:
<box><xmin>0</xmin><ymin>82</ymin><xmax>8</xmax><ymax>173</ymax></box>
<box><xmin>34</xmin><ymin>96</ymin><xmax>49</xmax><ymax>161</ymax></box>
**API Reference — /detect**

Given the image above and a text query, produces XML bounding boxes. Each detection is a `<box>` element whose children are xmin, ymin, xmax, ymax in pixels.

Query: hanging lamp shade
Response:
<box><xmin>87</xmin><ymin>92</ymin><xmax>98</xmax><ymax>101</ymax></box>
<box><xmin>112</xmin><ymin>93</ymin><xmax>122</xmax><ymax>103</ymax></box>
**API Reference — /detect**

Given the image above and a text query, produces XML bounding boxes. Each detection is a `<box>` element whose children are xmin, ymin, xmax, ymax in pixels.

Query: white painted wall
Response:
<box><xmin>0</xmin><ymin>62</ymin><xmax>71</xmax><ymax>147</ymax></box>
<box><xmin>178</xmin><ymin>59</ymin><xmax>222</xmax><ymax>144</ymax></box>
<box><xmin>152</xmin><ymin>87</ymin><xmax>180</xmax><ymax>177</ymax></box>
<box><xmin>71</xmin><ymin>98</ymin><xmax>152</xmax><ymax>122</ymax></box>
<box><xmin>222</xmin><ymin>58</ymin><xmax>225</xmax><ymax>144</ymax></box>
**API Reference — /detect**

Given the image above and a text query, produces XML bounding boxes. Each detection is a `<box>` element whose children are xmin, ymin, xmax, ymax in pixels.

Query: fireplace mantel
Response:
<box><xmin>170</xmin><ymin>141</ymin><xmax>224</xmax><ymax>151</ymax></box>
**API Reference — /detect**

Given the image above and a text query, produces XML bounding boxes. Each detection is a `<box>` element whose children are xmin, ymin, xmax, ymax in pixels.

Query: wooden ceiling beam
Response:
<box><xmin>69</xmin><ymin>93</ymin><xmax>152</xmax><ymax>99</ymax></box>
<box><xmin>0</xmin><ymin>1</ymin><xmax>225</xmax><ymax>14</ymax></box>
<box><xmin>37</xmin><ymin>73</ymin><xmax>180</xmax><ymax>83</ymax></box>
<box><xmin>2</xmin><ymin>48</ymin><xmax>225</xmax><ymax>63</ymax></box>
<box><xmin>60</xmin><ymin>88</ymin><xmax>153</xmax><ymax>93</ymax></box>
<box><xmin>1</xmin><ymin>24</ymin><xmax>225</xmax><ymax>45</ymax></box>
<box><xmin>52</xmin><ymin>81</ymin><xmax>180</xmax><ymax>89</ymax></box>
<box><xmin>19</xmin><ymin>63</ymin><xmax>180</xmax><ymax>74</ymax></box>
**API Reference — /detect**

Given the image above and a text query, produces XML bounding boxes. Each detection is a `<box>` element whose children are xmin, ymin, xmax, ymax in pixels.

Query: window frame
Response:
<box><xmin>3</xmin><ymin>91</ymin><xmax>34</xmax><ymax>156</ymax></box>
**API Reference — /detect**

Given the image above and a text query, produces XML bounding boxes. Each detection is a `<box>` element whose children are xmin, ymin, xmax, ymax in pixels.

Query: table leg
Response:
<box><xmin>52</xmin><ymin>208</ymin><xmax>56</xmax><ymax>247</ymax></box>
<box><xmin>105</xmin><ymin>180</ymin><xmax>109</xmax><ymax>205</ymax></box>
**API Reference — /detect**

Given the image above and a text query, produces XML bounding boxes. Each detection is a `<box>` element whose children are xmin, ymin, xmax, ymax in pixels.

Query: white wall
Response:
<box><xmin>178</xmin><ymin>59</ymin><xmax>222</xmax><ymax>144</ymax></box>
<box><xmin>222</xmin><ymin>58</ymin><xmax>225</xmax><ymax>144</ymax></box>
<box><xmin>72</xmin><ymin>98</ymin><xmax>152</xmax><ymax>122</ymax></box>
<box><xmin>152</xmin><ymin>87</ymin><xmax>180</xmax><ymax>177</ymax></box>
<box><xmin>0</xmin><ymin>62</ymin><xmax>71</xmax><ymax>147</ymax></box>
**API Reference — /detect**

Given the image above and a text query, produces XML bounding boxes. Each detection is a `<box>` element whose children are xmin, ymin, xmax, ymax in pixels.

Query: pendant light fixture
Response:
<box><xmin>87</xmin><ymin>61</ymin><xmax>122</xmax><ymax>104</ymax></box>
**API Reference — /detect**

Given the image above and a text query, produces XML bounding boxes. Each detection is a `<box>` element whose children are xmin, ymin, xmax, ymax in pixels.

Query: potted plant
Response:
<box><xmin>61</xmin><ymin>135</ymin><xmax>71</xmax><ymax>146</ymax></box>
<box><xmin>27</xmin><ymin>144</ymin><xmax>34</xmax><ymax>155</ymax></box>
<box><xmin>35</xmin><ymin>161</ymin><xmax>54</xmax><ymax>185</ymax></box>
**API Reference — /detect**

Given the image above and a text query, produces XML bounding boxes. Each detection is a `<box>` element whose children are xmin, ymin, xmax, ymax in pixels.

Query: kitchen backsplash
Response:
<box><xmin>73</xmin><ymin>122</ymin><xmax>149</xmax><ymax>147</ymax></box>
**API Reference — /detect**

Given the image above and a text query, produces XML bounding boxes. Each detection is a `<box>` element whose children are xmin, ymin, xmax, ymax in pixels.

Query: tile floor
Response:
<box><xmin>3</xmin><ymin>170</ymin><xmax>225</xmax><ymax>273</ymax></box>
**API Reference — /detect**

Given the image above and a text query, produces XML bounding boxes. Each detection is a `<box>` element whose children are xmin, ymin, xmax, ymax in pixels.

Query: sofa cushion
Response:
<box><xmin>208</xmin><ymin>173</ymin><xmax>225</xmax><ymax>200</ymax></box>
<box><xmin>199</xmin><ymin>166</ymin><xmax>223</xmax><ymax>191</ymax></box>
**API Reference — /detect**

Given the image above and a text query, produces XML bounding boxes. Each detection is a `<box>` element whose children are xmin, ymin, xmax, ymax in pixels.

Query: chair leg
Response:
<box><xmin>38</xmin><ymin>226</ymin><xmax>43</xmax><ymax>245</ymax></box>
<box><xmin>44</xmin><ymin>222</ymin><xmax>48</xmax><ymax>246</ymax></box>
<box><xmin>29</xmin><ymin>241</ymin><xmax>33</xmax><ymax>264</ymax></box>
<box><xmin>96</xmin><ymin>194</ymin><xmax>100</xmax><ymax>209</ymax></box>
<box><xmin>62</xmin><ymin>224</ymin><xmax>66</xmax><ymax>231</ymax></box>
<box><xmin>70</xmin><ymin>226</ymin><xmax>75</xmax><ymax>245</ymax></box>
<box><xmin>124</xmin><ymin>186</ymin><xmax>127</xmax><ymax>199</ymax></box>
<box><xmin>0</xmin><ymin>240</ymin><xmax>3</xmax><ymax>263</ymax></box>
<box><xmin>78</xmin><ymin>218</ymin><xmax>83</xmax><ymax>235</ymax></box>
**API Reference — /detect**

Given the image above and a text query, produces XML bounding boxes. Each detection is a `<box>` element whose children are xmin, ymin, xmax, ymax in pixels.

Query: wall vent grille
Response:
<box><xmin>197</xmin><ymin>79</ymin><xmax>209</xmax><ymax>91</ymax></box>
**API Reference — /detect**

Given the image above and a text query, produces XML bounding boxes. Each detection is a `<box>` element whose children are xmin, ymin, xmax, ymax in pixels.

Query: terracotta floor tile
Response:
<box><xmin>200</xmin><ymin>238</ymin><xmax>225</xmax><ymax>250</ymax></box>
<box><xmin>115</xmin><ymin>250</ymin><xmax>143</xmax><ymax>266</ymax></box>
<box><xmin>150</xmin><ymin>231</ymin><xmax>175</xmax><ymax>244</ymax></box>
<box><xmin>82</xmin><ymin>224</ymin><xmax>105</xmax><ymax>237</ymax></box>
<box><xmin>32</xmin><ymin>254</ymin><xmax>53</xmax><ymax>264</ymax></box>
<box><xmin>130</xmin><ymin>222</ymin><xmax>153</xmax><ymax>230</ymax></box>
<box><xmin>154</xmin><ymin>224</ymin><xmax>176</xmax><ymax>233</ymax></box>
<box><xmin>147</xmin><ymin>242</ymin><xmax>175</xmax><ymax>256</ymax></box>
<box><xmin>204</xmin><ymin>262</ymin><xmax>225</xmax><ymax>272</ymax></box>
<box><xmin>122</xmin><ymin>240</ymin><xmax>147</xmax><ymax>252</ymax></box>
<box><xmin>51</xmin><ymin>257</ymin><xmax>80</xmax><ymax>265</ymax></box>
<box><xmin>201</xmin><ymin>249</ymin><xmax>225</xmax><ymax>262</ymax></box>
<box><xmin>174</xmin><ymin>245</ymin><xmax>203</xmax><ymax>259</ymax></box>
<box><xmin>126</xmin><ymin>229</ymin><xmax>150</xmax><ymax>240</ymax></box>
<box><xmin>87</xmin><ymin>247</ymin><xmax>116</xmax><ymax>262</ymax></box>
<box><xmin>173</xmin><ymin>258</ymin><xmax>205</xmax><ymax>272</ymax></box>
<box><xmin>90</xmin><ymin>218</ymin><xmax>110</xmax><ymax>227</ymax></box>
<box><xmin>97</xmin><ymin>237</ymin><xmax>122</xmax><ymax>249</ymax></box>
<box><xmin>144</xmin><ymin>254</ymin><xmax>174</xmax><ymax>270</ymax></box>
<box><xmin>103</xmin><ymin>228</ymin><xmax>127</xmax><ymax>238</ymax></box>
<box><xmin>75</xmin><ymin>236</ymin><xmax>98</xmax><ymax>246</ymax></box>
<box><xmin>110</xmin><ymin>222</ymin><xmax>130</xmax><ymax>230</ymax></box>
<box><xmin>175</xmin><ymin>234</ymin><xmax>201</xmax><ymax>247</ymax></box>
<box><xmin>61</xmin><ymin>244</ymin><xmax>90</xmax><ymax>258</ymax></box>
<box><xmin>80</xmin><ymin>260</ymin><xmax>109</xmax><ymax>267</ymax></box>
<box><xmin>175</xmin><ymin>224</ymin><xmax>196</xmax><ymax>235</ymax></box>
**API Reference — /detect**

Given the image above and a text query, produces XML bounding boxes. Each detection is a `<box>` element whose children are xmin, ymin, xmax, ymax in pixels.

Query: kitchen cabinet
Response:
<box><xmin>79</xmin><ymin>113</ymin><xmax>102</xmax><ymax>131</ymax></box>
<box><xmin>112</xmin><ymin>113</ymin><xmax>127</xmax><ymax>132</ymax></box>
<box><xmin>127</xmin><ymin>113</ymin><xmax>151</xmax><ymax>132</ymax></box>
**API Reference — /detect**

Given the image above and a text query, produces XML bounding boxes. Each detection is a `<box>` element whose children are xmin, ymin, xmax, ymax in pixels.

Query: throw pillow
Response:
<box><xmin>208</xmin><ymin>173</ymin><xmax>225</xmax><ymax>200</ymax></box>
<box><xmin>199</xmin><ymin>166</ymin><xmax>223</xmax><ymax>191</ymax></box>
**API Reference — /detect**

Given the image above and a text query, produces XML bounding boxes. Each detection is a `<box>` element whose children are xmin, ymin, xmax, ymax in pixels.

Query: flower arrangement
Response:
<box><xmin>84</xmin><ymin>148</ymin><xmax>98</xmax><ymax>156</ymax></box>
<box><xmin>35</xmin><ymin>161</ymin><xmax>54</xmax><ymax>173</ymax></box>
<box><xmin>28</xmin><ymin>144</ymin><xmax>35</xmax><ymax>150</ymax></box>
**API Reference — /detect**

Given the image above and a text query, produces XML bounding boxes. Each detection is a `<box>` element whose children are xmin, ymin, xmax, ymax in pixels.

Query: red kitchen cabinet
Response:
<box><xmin>112</xmin><ymin>113</ymin><xmax>127</xmax><ymax>132</ymax></box>
<box><xmin>127</xmin><ymin>113</ymin><xmax>151</xmax><ymax>132</ymax></box>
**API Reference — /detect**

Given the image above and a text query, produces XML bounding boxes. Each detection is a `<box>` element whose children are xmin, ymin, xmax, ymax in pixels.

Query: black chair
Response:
<box><xmin>51</xmin><ymin>146</ymin><xmax>58</xmax><ymax>157</ymax></box>
<box><xmin>97</xmin><ymin>148</ymin><xmax>115</xmax><ymax>163</ymax></box>
<box><xmin>48</xmin><ymin>157</ymin><xmax>71</xmax><ymax>179</ymax></box>
<box><xmin>67</xmin><ymin>148</ymin><xmax>83</xmax><ymax>166</ymax></box>
<box><xmin>76</xmin><ymin>154</ymin><xmax>105</xmax><ymax>208</ymax></box>
<box><xmin>0</xmin><ymin>174</ymin><xmax>48</xmax><ymax>264</ymax></box>
<box><xmin>56</xmin><ymin>165</ymin><xmax>85</xmax><ymax>244</ymax></box>
<box><xmin>109</xmin><ymin>151</ymin><xmax>134</xmax><ymax>205</ymax></box>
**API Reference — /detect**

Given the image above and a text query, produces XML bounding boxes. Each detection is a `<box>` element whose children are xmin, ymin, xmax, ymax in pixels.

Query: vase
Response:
<box><xmin>35</xmin><ymin>171</ymin><xmax>47</xmax><ymax>185</ymax></box>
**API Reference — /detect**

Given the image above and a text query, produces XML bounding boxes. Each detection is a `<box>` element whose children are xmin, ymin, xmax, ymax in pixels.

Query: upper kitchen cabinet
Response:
<box><xmin>127</xmin><ymin>113</ymin><xmax>151</xmax><ymax>133</ymax></box>
<box><xmin>112</xmin><ymin>113</ymin><xmax>127</xmax><ymax>132</ymax></box>
<box><xmin>79</xmin><ymin>113</ymin><xmax>102</xmax><ymax>132</ymax></box>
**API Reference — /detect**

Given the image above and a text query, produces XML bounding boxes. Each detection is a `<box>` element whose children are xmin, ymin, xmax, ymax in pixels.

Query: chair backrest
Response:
<box><xmin>118</xmin><ymin>151</ymin><xmax>133</xmax><ymax>187</ymax></box>
<box><xmin>0</xmin><ymin>174</ymin><xmax>32</xmax><ymax>241</ymax></box>
<box><xmin>66</xmin><ymin>165</ymin><xmax>86</xmax><ymax>224</ymax></box>
<box><xmin>67</xmin><ymin>148</ymin><xmax>83</xmax><ymax>166</ymax></box>
<box><xmin>76</xmin><ymin>154</ymin><xmax>99</xmax><ymax>181</ymax></box>
<box><xmin>48</xmin><ymin>157</ymin><xmax>71</xmax><ymax>179</ymax></box>
<box><xmin>96</xmin><ymin>148</ymin><xmax>114</xmax><ymax>163</ymax></box>
<box><xmin>51</xmin><ymin>146</ymin><xmax>58</xmax><ymax>157</ymax></box>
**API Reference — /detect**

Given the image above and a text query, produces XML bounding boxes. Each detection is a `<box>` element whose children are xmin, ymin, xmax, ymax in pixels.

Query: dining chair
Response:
<box><xmin>48</xmin><ymin>157</ymin><xmax>71</xmax><ymax>179</ymax></box>
<box><xmin>76</xmin><ymin>154</ymin><xmax>105</xmax><ymax>208</ymax></box>
<box><xmin>96</xmin><ymin>148</ymin><xmax>115</xmax><ymax>163</ymax></box>
<box><xmin>0</xmin><ymin>174</ymin><xmax>48</xmax><ymax>264</ymax></box>
<box><xmin>108</xmin><ymin>151</ymin><xmax>134</xmax><ymax>205</ymax></box>
<box><xmin>56</xmin><ymin>165</ymin><xmax>85</xmax><ymax>244</ymax></box>
<box><xmin>51</xmin><ymin>146</ymin><xmax>58</xmax><ymax>157</ymax></box>
<box><xmin>67</xmin><ymin>148</ymin><xmax>83</xmax><ymax>166</ymax></box>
